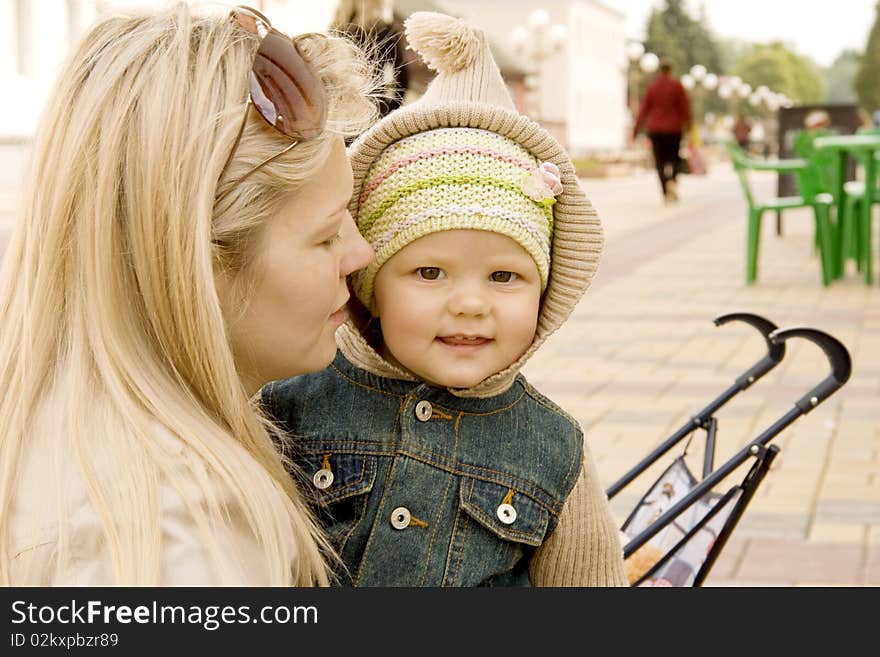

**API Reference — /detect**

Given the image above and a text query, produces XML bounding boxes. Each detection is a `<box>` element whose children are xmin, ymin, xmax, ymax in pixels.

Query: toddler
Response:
<box><xmin>263</xmin><ymin>11</ymin><xmax>627</xmax><ymax>586</ymax></box>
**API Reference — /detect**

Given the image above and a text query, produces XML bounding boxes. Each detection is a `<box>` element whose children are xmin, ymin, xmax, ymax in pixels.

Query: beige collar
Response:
<box><xmin>336</xmin><ymin>321</ymin><xmax>522</xmax><ymax>398</ymax></box>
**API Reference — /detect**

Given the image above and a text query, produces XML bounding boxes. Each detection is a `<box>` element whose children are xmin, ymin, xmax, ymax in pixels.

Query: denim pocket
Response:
<box><xmin>297</xmin><ymin>452</ymin><xmax>378</xmax><ymax>552</ymax></box>
<box><xmin>300</xmin><ymin>452</ymin><xmax>377</xmax><ymax>504</ymax></box>
<box><xmin>458</xmin><ymin>476</ymin><xmax>549</xmax><ymax>547</ymax></box>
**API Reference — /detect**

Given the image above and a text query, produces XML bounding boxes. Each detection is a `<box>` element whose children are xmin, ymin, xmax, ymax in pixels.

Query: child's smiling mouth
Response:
<box><xmin>436</xmin><ymin>335</ymin><xmax>492</xmax><ymax>347</ymax></box>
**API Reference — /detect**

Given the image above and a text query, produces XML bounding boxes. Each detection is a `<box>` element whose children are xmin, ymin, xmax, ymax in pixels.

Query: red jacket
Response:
<box><xmin>633</xmin><ymin>72</ymin><xmax>692</xmax><ymax>135</ymax></box>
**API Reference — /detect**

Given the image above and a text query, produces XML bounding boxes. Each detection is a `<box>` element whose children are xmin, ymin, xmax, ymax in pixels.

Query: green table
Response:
<box><xmin>813</xmin><ymin>134</ymin><xmax>880</xmax><ymax>284</ymax></box>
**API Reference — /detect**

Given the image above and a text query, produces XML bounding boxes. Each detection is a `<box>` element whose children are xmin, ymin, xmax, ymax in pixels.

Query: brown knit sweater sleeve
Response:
<box><xmin>530</xmin><ymin>446</ymin><xmax>628</xmax><ymax>586</ymax></box>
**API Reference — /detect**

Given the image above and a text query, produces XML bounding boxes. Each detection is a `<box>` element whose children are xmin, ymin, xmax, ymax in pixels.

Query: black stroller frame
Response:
<box><xmin>607</xmin><ymin>312</ymin><xmax>852</xmax><ymax>587</ymax></box>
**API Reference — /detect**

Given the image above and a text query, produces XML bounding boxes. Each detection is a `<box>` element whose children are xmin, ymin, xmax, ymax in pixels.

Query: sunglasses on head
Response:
<box><xmin>215</xmin><ymin>5</ymin><xmax>327</xmax><ymax>204</ymax></box>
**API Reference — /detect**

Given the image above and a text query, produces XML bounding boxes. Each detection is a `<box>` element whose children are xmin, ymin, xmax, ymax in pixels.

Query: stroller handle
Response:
<box><xmin>714</xmin><ymin>312</ymin><xmax>785</xmax><ymax>388</ymax></box>
<box><xmin>606</xmin><ymin>312</ymin><xmax>784</xmax><ymax>500</ymax></box>
<box><xmin>769</xmin><ymin>327</ymin><xmax>852</xmax><ymax>413</ymax></box>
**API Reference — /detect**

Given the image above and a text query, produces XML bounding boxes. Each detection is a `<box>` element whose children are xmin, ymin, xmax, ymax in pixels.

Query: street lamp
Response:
<box><xmin>640</xmin><ymin>52</ymin><xmax>659</xmax><ymax>74</ymax></box>
<box><xmin>689</xmin><ymin>64</ymin><xmax>707</xmax><ymax>84</ymax></box>
<box><xmin>511</xmin><ymin>9</ymin><xmax>567</xmax><ymax>121</ymax></box>
<box><xmin>684</xmin><ymin>64</ymin><xmax>718</xmax><ymax>128</ymax></box>
<box><xmin>717</xmin><ymin>76</ymin><xmax>741</xmax><ymax>134</ymax></box>
<box><xmin>625</xmin><ymin>41</ymin><xmax>645</xmax><ymax>116</ymax></box>
<box><xmin>624</xmin><ymin>42</ymin><xmax>659</xmax><ymax>143</ymax></box>
<box><xmin>626</xmin><ymin>41</ymin><xmax>645</xmax><ymax>62</ymax></box>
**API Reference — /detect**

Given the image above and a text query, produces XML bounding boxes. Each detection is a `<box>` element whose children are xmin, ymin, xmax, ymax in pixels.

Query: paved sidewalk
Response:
<box><xmin>523</xmin><ymin>162</ymin><xmax>880</xmax><ymax>586</ymax></box>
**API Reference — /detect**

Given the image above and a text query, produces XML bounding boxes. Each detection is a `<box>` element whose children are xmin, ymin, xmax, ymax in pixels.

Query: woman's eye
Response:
<box><xmin>490</xmin><ymin>271</ymin><xmax>517</xmax><ymax>283</ymax></box>
<box><xmin>417</xmin><ymin>267</ymin><xmax>442</xmax><ymax>280</ymax></box>
<box><xmin>321</xmin><ymin>232</ymin><xmax>341</xmax><ymax>247</ymax></box>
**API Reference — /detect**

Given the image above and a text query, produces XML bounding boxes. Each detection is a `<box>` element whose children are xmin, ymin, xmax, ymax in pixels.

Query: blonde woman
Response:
<box><xmin>0</xmin><ymin>3</ymin><xmax>376</xmax><ymax>585</ymax></box>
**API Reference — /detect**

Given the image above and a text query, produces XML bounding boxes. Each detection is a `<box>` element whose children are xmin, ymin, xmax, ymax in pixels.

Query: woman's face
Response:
<box><xmin>221</xmin><ymin>137</ymin><xmax>373</xmax><ymax>396</ymax></box>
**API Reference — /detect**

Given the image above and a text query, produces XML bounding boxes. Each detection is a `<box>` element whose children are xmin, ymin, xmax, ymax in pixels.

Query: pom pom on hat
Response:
<box><xmin>404</xmin><ymin>12</ymin><xmax>483</xmax><ymax>73</ymax></box>
<box><xmin>400</xmin><ymin>11</ymin><xmax>517</xmax><ymax>111</ymax></box>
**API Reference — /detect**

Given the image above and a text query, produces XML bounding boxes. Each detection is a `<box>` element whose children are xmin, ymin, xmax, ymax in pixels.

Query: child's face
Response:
<box><xmin>373</xmin><ymin>230</ymin><xmax>541</xmax><ymax>388</ymax></box>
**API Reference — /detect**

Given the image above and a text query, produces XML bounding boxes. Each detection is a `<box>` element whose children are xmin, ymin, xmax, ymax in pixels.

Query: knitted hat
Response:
<box><xmin>342</xmin><ymin>11</ymin><xmax>603</xmax><ymax>397</ymax></box>
<box><xmin>354</xmin><ymin>126</ymin><xmax>558</xmax><ymax>304</ymax></box>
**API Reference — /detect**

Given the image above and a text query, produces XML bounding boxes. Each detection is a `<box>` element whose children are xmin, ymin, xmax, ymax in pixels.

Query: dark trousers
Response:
<box><xmin>648</xmin><ymin>131</ymin><xmax>682</xmax><ymax>195</ymax></box>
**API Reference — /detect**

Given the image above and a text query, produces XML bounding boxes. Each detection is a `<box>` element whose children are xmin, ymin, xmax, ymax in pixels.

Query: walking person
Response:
<box><xmin>0</xmin><ymin>3</ymin><xmax>377</xmax><ymax>585</ymax></box>
<box><xmin>733</xmin><ymin>113</ymin><xmax>752</xmax><ymax>151</ymax></box>
<box><xmin>633</xmin><ymin>58</ymin><xmax>692</xmax><ymax>203</ymax></box>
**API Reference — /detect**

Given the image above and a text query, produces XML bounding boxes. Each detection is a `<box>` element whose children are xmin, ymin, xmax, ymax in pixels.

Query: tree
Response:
<box><xmin>824</xmin><ymin>50</ymin><xmax>859</xmax><ymax>104</ymax></box>
<box><xmin>854</xmin><ymin>1</ymin><xmax>880</xmax><ymax>113</ymax></box>
<box><xmin>642</xmin><ymin>0</ymin><xmax>726</xmax><ymax>118</ymax></box>
<box><xmin>716</xmin><ymin>38</ymin><xmax>751</xmax><ymax>75</ymax></box>
<box><xmin>734</xmin><ymin>42</ymin><xmax>824</xmax><ymax>104</ymax></box>
<box><xmin>643</xmin><ymin>0</ymin><xmax>724</xmax><ymax>75</ymax></box>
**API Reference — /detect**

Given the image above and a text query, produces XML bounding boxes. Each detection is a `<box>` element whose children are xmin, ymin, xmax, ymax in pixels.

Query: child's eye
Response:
<box><xmin>417</xmin><ymin>267</ymin><xmax>443</xmax><ymax>280</ymax></box>
<box><xmin>490</xmin><ymin>271</ymin><xmax>518</xmax><ymax>283</ymax></box>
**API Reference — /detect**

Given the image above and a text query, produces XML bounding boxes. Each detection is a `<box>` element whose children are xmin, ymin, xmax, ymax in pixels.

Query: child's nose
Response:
<box><xmin>447</xmin><ymin>281</ymin><xmax>489</xmax><ymax>317</ymax></box>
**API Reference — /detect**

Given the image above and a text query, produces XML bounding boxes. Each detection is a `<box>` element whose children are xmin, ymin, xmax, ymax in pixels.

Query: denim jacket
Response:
<box><xmin>262</xmin><ymin>351</ymin><xmax>585</xmax><ymax>587</ymax></box>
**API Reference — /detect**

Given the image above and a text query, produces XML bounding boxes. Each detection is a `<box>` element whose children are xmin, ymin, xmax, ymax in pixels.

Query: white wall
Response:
<box><xmin>0</xmin><ymin>0</ymin><xmax>105</xmax><ymax>140</ymax></box>
<box><xmin>567</xmin><ymin>0</ymin><xmax>626</xmax><ymax>153</ymax></box>
<box><xmin>0</xmin><ymin>0</ymin><xmax>341</xmax><ymax>141</ymax></box>
<box><xmin>440</xmin><ymin>0</ymin><xmax>565</xmax><ymax>120</ymax></box>
<box><xmin>0</xmin><ymin>0</ymin><xmax>628</xmax><ymax>155</ymax></box>
<box><xmin>0</xmin><ymin>0</ymin><xmax>72</xmax><ymax>139</ymax></box>
<box><xmin>439</xmin><ymin>0</ymin><xmax>626</xmax><ymax>156</ymax></box>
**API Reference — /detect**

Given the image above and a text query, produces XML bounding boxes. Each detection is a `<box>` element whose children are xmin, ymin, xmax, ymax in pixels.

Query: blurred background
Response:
<box><xmin>1</xmin><ymin>0</ymin><xmax>878</xmax><ymax>171</ymax></box>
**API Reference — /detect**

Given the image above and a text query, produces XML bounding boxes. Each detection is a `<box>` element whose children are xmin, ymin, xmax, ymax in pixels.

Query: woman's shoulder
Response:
<box><xmin>9</xmin><ymin>422</ymin><xmax>275</xmax><ymax>585</ymax></box>
<box><xmin>8</xmin><ymin>428</ymin><xmax>106</xmax><ymax>583</ymax></box>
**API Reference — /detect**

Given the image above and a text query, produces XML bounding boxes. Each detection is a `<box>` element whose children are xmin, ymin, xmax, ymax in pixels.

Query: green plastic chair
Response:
<box><xmin>839</xmin><ymin>127</ymin><xmax>880</xmax><ymax>275</ymax></box>
<box><xmin>793</xmin><ymin>128</ymin><xmax>836</xmax><ymax>189</ymax></box>
<box><xmin>794</xmin><ymin>127</ymin><xmax>877</xmax><ymax>276</ymax></box>
<box><xmin>724</xmin><ymin>141</ymin><xmax>835</xmax><ymax>286</ymax></box>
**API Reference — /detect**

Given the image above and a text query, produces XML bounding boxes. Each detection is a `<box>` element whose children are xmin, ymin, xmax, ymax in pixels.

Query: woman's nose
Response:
<box><xmin>340</xmin><ymin>213</ymin><xmax>373</xmax><ymax>276</ymax></box>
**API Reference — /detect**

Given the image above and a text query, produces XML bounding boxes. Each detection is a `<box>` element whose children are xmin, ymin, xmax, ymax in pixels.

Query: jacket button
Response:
<box><xmin>390</xmin><ymin>506</ymin><xmax>411</xmax><ymax>529</ymax></box>
<box><xmin>496</xmin><ymin>503</ymin><xmax>517</xmax><ymax>525</ymax></box>
<box><xmin>312</xmin><ymin>469</ymin><xmax>334</xmax><ymax>490</ymax></box>
<box><xmin>414</xmin><ymin>400</ymin><xmax>433</xmax><ymax>422</ymax></box>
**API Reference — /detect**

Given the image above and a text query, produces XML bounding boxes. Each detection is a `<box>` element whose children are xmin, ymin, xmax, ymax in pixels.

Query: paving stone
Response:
<box><xmin>735</xmin><ymin>538</ymin><xmax>863</xmax><ymax>585</ymax></box>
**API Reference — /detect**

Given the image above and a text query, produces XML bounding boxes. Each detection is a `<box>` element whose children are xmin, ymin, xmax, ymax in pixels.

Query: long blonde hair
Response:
<box><xmin>0</xmin><ymin>2</ymin><xmax>377</xmax><ymax>585</ymax></box>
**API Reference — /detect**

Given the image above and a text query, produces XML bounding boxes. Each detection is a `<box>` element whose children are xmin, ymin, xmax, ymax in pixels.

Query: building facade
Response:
<box><xmin>440</xmin><ymin>0</ymin><xmax>627</xmax><ymax>156</ymax></box>
<box><xmin>0</xmin><ymin>0</ymin><xmax>334</xmax><ymax>141</ymax></box>
<box><xmin>0</xmin><ymin>0</ymin><xmax>628</xmax><ymax>154</ymax></box>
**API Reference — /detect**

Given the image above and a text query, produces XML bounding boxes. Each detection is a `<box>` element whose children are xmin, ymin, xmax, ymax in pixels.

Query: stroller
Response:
<box><xmin>608</xmin><ymin>312</ymin><xmax>852</xmax><ymax>587</ymax></box>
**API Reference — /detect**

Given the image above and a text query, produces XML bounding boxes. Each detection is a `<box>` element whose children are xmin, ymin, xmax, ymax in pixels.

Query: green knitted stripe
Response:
<box><xmin>363</xmin><ymin>185</ymin><xmax>553</xmax><ymax>246</ymax></box>
<box><xmin>361</xmin><ymin>176</ymin><xmax>548</xmax><ymax>234</ymax></box>
<box><xmin>360</xmin><ymin>150</ymin><xmax>533</xmax><ymax>212</ymax></box>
